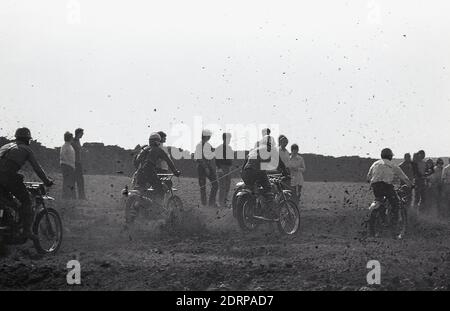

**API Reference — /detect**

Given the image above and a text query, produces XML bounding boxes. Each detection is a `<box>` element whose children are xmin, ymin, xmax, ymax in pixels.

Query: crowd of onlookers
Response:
<box><xmin>399</xmin><ymin>150</ymin><xmax>450</xmax><ymax>216</ymax></box>
<box><xmin>57</xmin><ymin>128</ymin><xmax>449</xmax><ymax>217</ymax></box>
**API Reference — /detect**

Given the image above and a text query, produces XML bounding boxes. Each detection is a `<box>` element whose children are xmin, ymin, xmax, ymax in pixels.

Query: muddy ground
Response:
<box><xmin>1</xmin><ymin>175</ymin><xmax>449</xmax><ymax>290</ymax></box>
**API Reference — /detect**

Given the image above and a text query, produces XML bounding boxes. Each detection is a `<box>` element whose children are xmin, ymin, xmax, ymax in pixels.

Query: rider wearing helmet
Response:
<box><xmin>241</xmin><ymin>134</ymin><xmax>288</xmax><ymax>220</ymax></box>
<box><xmin>0</xmin><ymin>128</ymin><xmax>53</xmax><ymax>241</ymax></box>
<box><xmin>156</xmin><ymin>131</ymin><xmax>170</xmax><ymax>174</ymax></box>
<box><xmin>367</xmin><ymin>148</ymin><xmax>413</xmax><ymax>225</ymax></box>
<box><xmin>133</xmin><ymin>132</ymin><xmax>180</xmax><ymax>201</ymax></box>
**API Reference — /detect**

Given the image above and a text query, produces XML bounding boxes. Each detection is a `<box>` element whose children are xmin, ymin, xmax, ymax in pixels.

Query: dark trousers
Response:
<box><xmin>371</xmin><ymin>181</ymin><xmax>399</xmax><ymax>219</ymax></box>
<box><xmin>61</xmin><ymin>164</ymin><xmax>75</xmax><ymax>199</ymax></box>
<box><xmin>0</xmin><ymin>172</ymin><xmax>33</xmax><ymax>230</ymax></box>
<box><xmin>293</xmin><ymin>185</ymin><xmax>303</xmax><ymax>202</ymax></box>
<box><xmin>217</xmin><ymin>166</ymin><xmax>232</xmax><ymax>206</ymax></box>
<box><xmin>414</xmin><ymin>178</ymin><xmax>426</xmax><ymax>208</ymax></box>
<box><xmin>241</xmin><ymin>168</ymin><xmax>274</xmax><ymax>208</ymax></box>
<box><xmin>74</xmin><ymin>163</ymin><xmax>86</xmax><ymax>199</ymax></box>
<box><xmin>198</xmin><ymin>164</ymin><xmax>218</xmax><ymax>206</ymax></box>
<box><xmin>136</xmin><ymin>165</ymin><xmax>164</xmax><ymax>199</ymax></box>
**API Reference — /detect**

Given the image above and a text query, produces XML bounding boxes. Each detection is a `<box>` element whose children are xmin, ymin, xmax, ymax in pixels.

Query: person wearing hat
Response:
<box><xmin>0</xmin><ymin>128</ymin><xmax>53</xmax><ymax>241</ymax></box>
<box><xmin>194</xmin><ymin>129</ymin><xmax>218</xmax><ymax>207</ymax></box>
<box><xmin>367</xmin><ymin>148</ymin><xmax>413</xmax><ymax>234</ymax></box>
<box><xmin>133</xmin><ymin>132</ymin><xmax>181</xmax><ymax>201</ymax></box>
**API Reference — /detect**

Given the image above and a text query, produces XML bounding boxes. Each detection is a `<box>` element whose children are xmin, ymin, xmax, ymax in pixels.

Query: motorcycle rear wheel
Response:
<box><xmin>236</xmin><ymin>196</ymin><xmax>259</xmax><ymax>232</ymax></box>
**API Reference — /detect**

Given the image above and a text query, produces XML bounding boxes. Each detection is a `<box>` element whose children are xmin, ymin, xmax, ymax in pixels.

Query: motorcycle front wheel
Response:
<box><xmin>277</xmin><ymin>200</ymin><xmax>300</xmax><ymax>235</ymax></box>
<box><xmin>166</xmin><ymin>195</ymin><xmax>184</xmax><ymax>226</ymax></box>
<box><xmin>32</xmin><ymin>207</ymin><xmax>63</xmax><ymax>255</ymax></box>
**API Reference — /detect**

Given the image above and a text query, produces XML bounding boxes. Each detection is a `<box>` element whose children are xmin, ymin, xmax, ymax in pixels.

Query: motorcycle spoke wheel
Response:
<box><xmin>33</xmin><ymin>208</ymin><xmax>63</xmax><ymax>255</ymax></box>
<box><xmin>277</xmin><ymin>200</ymin><xmax>300</xmax><ymax>235</ymax></box>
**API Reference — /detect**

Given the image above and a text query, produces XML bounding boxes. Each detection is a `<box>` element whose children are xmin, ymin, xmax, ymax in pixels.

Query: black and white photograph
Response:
<box><xmin>1</xmin><ymin>0</ymin><xmax>450</xmax><ymax>298</ymax></box>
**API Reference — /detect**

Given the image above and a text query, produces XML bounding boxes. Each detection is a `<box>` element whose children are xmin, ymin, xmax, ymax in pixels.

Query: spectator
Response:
<box><xmin>288</xmin><ymin>144</ymin><xmax>306</xmax><ymax>203</ymax></box>
<box><xmin>278</xmin><ymin>135</ymin><xmax>290</xmax><ymax>172</ymax></box>
<box><xmin>278</xmin><ymin>134</ymin><xmax>292</xmax><ymax>190</ymax></box>
<box><xmin>215</xmin><ymin>132</ymin><xmax>234</xmax><ymax>208</ymax></box>
<box><xmin>399</xmin><ymin>153</ymin><xmax>414</xmax><ymax>207</ymax></box>
<box><xmin>413</xmin><ymin>150</ymin><xmax>427</xmax><ymax>209</ymax></box>
<box><xmin>441</xmin><ymin>158</ymin><xmax>450</xmax><ymax>216</ymax></box>
<box><xmin>194</xmin><ymin>129</ymin><xmax>218</xmax><ymax>207</ymax></box>
<box><xmin>429</xmin><ymin>158</ymin><xmax>444</xmax><ymax>214</ymax></box>
<box><xmin>72</xmin><ymin>128</ymin><xmax>86</xmax><ymax>200</ymax></box>
<box><xmin>60</xmin><ymin>132</ymin><xmax>76</xmax><ymax>199</ymax></box>
<box><xmin>399</xmin><ymin>153</ymin><xmax>414</xmax><ymax>180</ymax></box>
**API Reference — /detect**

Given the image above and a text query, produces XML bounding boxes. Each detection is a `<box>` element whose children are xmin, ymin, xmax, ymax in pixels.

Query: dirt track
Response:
<box><xmin>1</xmin><ymin>175</ymin><xmax>449</xmax><ymax>290</ymax></box>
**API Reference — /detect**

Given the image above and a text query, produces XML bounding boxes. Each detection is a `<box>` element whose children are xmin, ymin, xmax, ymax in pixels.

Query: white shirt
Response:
<box><xmin>288</xmin><ymin>153</ymin><xmax>306</xmax><ymax>186</ymax></box>
<box><xmin>442</xmin><ymin>164</ymin><xmax>450</xmax><ymax>184</ymax></box>
<box><xmin>60</xmin><ymin>142</ymin><xmax>75</xmax><ymax>169</ymax></box>
<box><xmin>367</xmin><ymin>159</ymin><xmax>411</xmax><ymax>185</ymax></box>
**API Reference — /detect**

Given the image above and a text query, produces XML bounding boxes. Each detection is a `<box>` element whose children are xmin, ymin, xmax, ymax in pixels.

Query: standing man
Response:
<box><xmin>414</xmin><ymin>150</ymin><xmax>427</xmax><ymax>209</ymax></box>
<box><xmin>429</xmin><ymin>158</ymin><xmax>444</xmax><ymax>213</ymax></box>
<box><xmin>441</xmin><ymin>158</ymin><xmax>450</xmax><ymax>216</ymax></box>
<box><xmin>72</xmin><ymin>128</ymin><xmax>86</xmax><ymax>200</ymax></box>
<box><xmin>399</xmin><ymin>153</ymin><xmax>414</xmax><ymax>207</ymax></box>
<box><xmin>60</xmin><ymin>131</ymin><xmax>76</xmax><ymax>199</ymax></box>
<box><xmin>215</xmin><ymin>132</ymin><xmax>234</xmax><ymax>208</ymax></box>
<box><xmin>195</xmin><ymin>129</ymin><xmax>218</xmax><ymax>207</ymax></box>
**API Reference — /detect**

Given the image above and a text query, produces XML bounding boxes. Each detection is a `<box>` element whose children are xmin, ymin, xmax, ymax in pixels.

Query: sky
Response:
<box><xmin>1</xmin><ymin>0</ymin><xmax>449</xmax><ymax>157</ymax></box>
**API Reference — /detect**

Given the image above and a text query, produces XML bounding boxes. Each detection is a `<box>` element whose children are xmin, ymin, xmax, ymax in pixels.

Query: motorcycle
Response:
<box><xmin>122</xmin><ymin>173</ymin><xmax>184</xmax><ymax>226</ymax></box>
<box><xmin>233</xmin><ymin>173</ymin><xmax>300</xmax><ymax>235</ymax></box>
<box><xmin>231</xmin><ymin>173</ymin><xmax>294</xmax><ymax>215</ymax></box>
<box><xmin>0</xmin><ymin>182</ymin><xmax>63</xmax><ymax>255</ymax></box>
<box><xmin>366</xmin><ymin>184</ymin><xmax>412</xmax><ymax>239</ymax></box>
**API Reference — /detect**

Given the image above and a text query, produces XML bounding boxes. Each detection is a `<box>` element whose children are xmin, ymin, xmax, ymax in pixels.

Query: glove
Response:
<box><xmin>45</xmin><ymin>179</ymin><xmax>54</xmax><ymax>187</ymax></box>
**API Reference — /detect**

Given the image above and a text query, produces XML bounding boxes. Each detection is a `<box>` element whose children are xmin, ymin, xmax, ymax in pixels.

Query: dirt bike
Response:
<box><xmin>0</xmin><ymin>182</ymin><xmax>63</xmax><ymax>255</ymax></box>
<box><xmin>233</xmin><ymin>173</ymin><xmax>300</xmax><ymax>235</ymax></box>
<box><xmin>366</xmin><ymin>184</ymin><xmax>412</xmax><ymax>239</ymax></box>
<box><xmin>122</xmin><ymin>173</ymin><xmax>184</xmax><ymax>226</ymax></box>
<box><xmin>231</xmin><ymin>173</ymin><xmax>294</xmax><ymax>213</ymax></box>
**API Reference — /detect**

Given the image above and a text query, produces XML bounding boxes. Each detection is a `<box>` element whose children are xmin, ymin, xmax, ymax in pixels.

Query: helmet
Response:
<box><xmin>381</xmin><ymin>148</ymin><xmax>393</xmax><ymax>160</ymax></box>
<box><xmin>15</xmin><ymin>127</ymin><xmax>32</xmax><ymax>140</ymax></box>
<box><xmin>149</xmin><ymin>132</ymin><xmax>161</xmax><ymax>142</ymax></box>
<box><xmin>202</xmin><ymin>129</ymin><xmax>212</xmax><ymax>137</ymax></box>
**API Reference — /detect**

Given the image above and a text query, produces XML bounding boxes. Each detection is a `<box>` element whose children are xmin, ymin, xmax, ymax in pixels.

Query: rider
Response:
<box><xmin>156</xmin><ymin>131</ymin><xmax>170</xmax><ymax>174</ymax></box>
<box><xmin>241</xmin><ymin>134</ymin><xmax>288</xmax><ymax>220</ymax></box>
<box><xmin>0</xmin><ymin>128</ymin><xmax>53</xmax><ymax>241</ymax></box>
<box><xmin>133</xmin><ymin>132</ymin><xmax>180</xmax><ymax>203</ymax></box>
<box><xmin>367</xmin><ymin>148</ymin><xmax>413</xmax><ymax>226</ymax></box>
